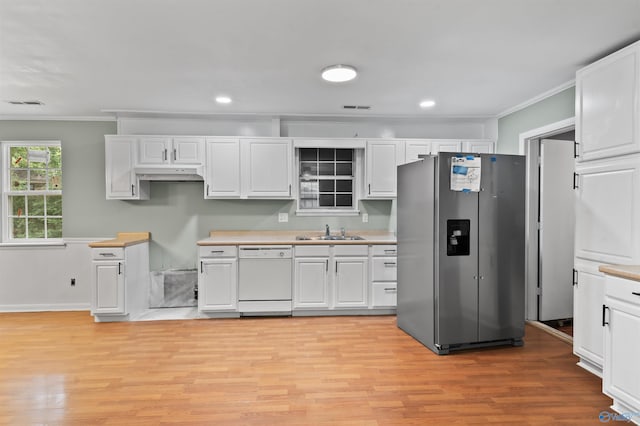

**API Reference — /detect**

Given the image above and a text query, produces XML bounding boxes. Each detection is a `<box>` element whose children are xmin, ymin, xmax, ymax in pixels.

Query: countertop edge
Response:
<box><xmin>599</xmin><ymin>264</ymin><xmax>640</xmax><ymax>282</ymax></box>
<box><xmin>88</xmin><ymin>232</ymin><xmax>151</xmax><ymax>248</ymax></box>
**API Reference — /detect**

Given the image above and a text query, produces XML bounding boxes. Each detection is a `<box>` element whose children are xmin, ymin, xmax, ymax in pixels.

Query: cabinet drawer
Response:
<box><xmin>92</xmin><ymin>247</ymin><xmax>124</xmax><ymax>260</ymax></box>
<box><xmin>334</xmin><ymin>245</ymin><xmax>369</xmax><ymax>256</ymax></box>
<box><xmin>199</xmin><ymin>245</ymin><xmax>237</xmax><ymax>258</ymax></box>
<box><xmin>372</xmin><ymin>257</ymin><xmax>397</xmax><ymax>281</ymax></box>
<box><xmin>295</xmin><ymin>245</ymin><xmax>331</xmax><ymax>257</ymax></box>
<box><xmin>371</xmin><ymin>245</ymin><xmax>397</xmax><ymax>256</ymax></box>
<box><xmin>606</xmin><ymin>275</ymin><xmax>640</xmax><ymax>304</ymax></box>
<box><xmin>372</xmin><ymin>282</ymin><xmax>397</xmax><ymax>307</ymax></box>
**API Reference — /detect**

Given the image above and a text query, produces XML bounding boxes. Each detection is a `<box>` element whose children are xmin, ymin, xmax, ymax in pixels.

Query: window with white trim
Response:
<box><xmin>1</xmin><ymin>141</ymin><xmax>62</xmax><ymax>241</ymax></box>
<box><xmin>298</xmin><ymin>148</ymin><xmax>355</xmax><ymax>211</ymax></box>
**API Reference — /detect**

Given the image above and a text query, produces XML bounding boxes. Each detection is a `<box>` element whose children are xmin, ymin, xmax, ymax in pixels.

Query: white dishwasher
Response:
<box><xmin>238</xmin><ymin>245</ymin><xmax>293</xmax><ymax>315</ymax></box>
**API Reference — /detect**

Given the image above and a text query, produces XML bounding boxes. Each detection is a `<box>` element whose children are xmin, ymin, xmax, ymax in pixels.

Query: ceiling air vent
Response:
<box><xmin>7</xmin><ymin>100</ymin><xmax>45</xmax><ymax>105</ymax></box>
<box><xmin>343</xmin><ymin>105</ymin><xmax>371</xmax><ymax>110</ymax></box>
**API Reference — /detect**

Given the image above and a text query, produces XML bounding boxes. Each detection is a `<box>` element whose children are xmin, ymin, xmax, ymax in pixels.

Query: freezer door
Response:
<box><xmin>436</xmin><ymin>154</ymin><xmax>479</xmax><ymax>346</ymax></box>
<box><xmin>477</xmin><ymin>154</ymin><xmax>525</xmax><ymax>342</ymax></box>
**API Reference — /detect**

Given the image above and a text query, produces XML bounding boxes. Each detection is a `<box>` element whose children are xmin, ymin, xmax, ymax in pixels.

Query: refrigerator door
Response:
<box><xmin>477</xmin><ymin>154</ymin><xmax>525</xmax><ymax>342</ymax></box>
<box><xmin>436</xmin><ymin>154</ymin><xmax>479</xmax><ymax>346</ymax></box>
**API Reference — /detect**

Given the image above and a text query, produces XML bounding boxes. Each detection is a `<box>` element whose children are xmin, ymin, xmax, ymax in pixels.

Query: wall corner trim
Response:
<box><xmin>496</xmin><ymin>80</ymin><xmax>576</xmax><ymax>119</ymax></box>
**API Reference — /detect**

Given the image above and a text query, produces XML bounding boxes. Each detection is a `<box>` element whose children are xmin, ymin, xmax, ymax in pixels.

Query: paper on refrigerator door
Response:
<box><xmin>450</xmin><ymin>156</ymin><xmax>481</xmax><ymax>192</ymax></box>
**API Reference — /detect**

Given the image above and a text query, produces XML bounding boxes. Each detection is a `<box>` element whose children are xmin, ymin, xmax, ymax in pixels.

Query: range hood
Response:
<box><xmin>134</xmin><ymin>165</ymin><xmax>204</xmax><ymax>181</ymax></box>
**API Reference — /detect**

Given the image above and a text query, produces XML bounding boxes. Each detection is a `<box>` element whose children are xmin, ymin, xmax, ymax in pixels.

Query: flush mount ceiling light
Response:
<box><xmin>419</xmin><ymin>99</ymin><xmax>436</xmax><ymax>108</ymax></box>
<box><xmin>215</xmin><ymin>95</ymin><xmax>232</xmax><ymax>104</ymax></box>
<box><xmin>321</xmin><ymin>64</ymin><xmax>358</xmax><ymax>83</ymax></box>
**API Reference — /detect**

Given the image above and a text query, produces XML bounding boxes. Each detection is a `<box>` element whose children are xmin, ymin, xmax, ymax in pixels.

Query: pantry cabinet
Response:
<box><xmin>576</xmin><ymin>41</ymin><xmax>640</xmax><ymax>162</ymax></box>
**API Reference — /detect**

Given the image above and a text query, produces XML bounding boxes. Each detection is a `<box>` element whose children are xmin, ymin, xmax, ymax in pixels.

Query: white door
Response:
<box><xmin>241</xmin><ymin>139</ymin><xmax>292</xmax><ymax>197</ymax></box>
<box><xmin>172</xmin><ymin>137</ymin><xmax>204</xmax><ymax>164</ymax></box>
<box><xmin>366</xmin><ymin>141</ymin><xmax>402</xmax><ymax>198</ymax></box>
<box><xmin>573</xmin><ymin>260</ymin><xmax>605</xmax><ymax>374</ymax></box>
<box><xmin>198</xmin><ymin>258</ymin><xmax>237</xmax><ymax>312</ymax></box>
<box><xmin>105</xmin><ymin>136</ymin><xmax>136</xmax><ymax>199</ymax></box>
<box><xmin>93</xmin><ymin>261</ymin><xmax>125</xmax><ymax>314</ymax></box>
<box><xmin>538</xmin><ymin>139</ymin><xmax>575</xmax><ymax>321</ymax></box>
<box><xmin>138</xmin><ymin>137</ymin><xmax>170</xmax><ymax>164</ymax></box>
<box><xmin>294</xmin><ymin>258</ymin><xmax>330</xmax><ymax>308</ymax></box>
<box><xmin>205</xmin><ymin>139</ymin><xmax>241</xmax><ymax>198</ymax></box>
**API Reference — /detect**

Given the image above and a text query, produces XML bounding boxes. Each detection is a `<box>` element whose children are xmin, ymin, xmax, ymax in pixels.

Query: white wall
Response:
<box><xmin>0</xmin><ymin>239</ymin><xmax>95</xmax><ymax>312</ymax></box>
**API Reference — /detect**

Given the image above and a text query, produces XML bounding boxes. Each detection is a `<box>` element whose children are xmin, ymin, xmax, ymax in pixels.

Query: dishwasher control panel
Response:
<box><xmin>239</xmin><ymin>245</ymin><xmax>292</xmax><ymax>259</ymax></box>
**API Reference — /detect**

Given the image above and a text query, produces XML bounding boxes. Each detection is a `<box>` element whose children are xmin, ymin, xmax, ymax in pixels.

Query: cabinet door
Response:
<box><xmin>404</xmin><ymin>140</ymin><xmax>431</xmax><ymax>164</ymax></box>
<box><xmin>173</xmin><ymin>137</ymin><xmax>204</xmax><ymax>164</ymax></box>
<box><xmin>138</xmin><ymin>137</ymin><xmax>171</xmax><ymax>164</ymax></box>
<box><xmin>198</xmin><ymin>258</ymin><xmax>238</xmax><ymax>312</ymax></box>
<box><xmin>93</xmin><ymin>261</ymin><xmax>125</xmax><ymax>315</ymax></box>
<box><xmin>462</xmin><ymin>140</ymin><xmax>495</xmax><ymax>153</ymax></box>
<box><xmin>366</xmin><ymin>140</ymin><xmax>403</xmax><ymax>198</ymax></box>
<box><xmin>334</xmin><ymin>257</ymin><xmax>368</xmax><ymax>308</ymax></box>
<box><xmin>431</xmin><ymin>140</ymin><xmax>462</xmax><ymax>154</ymax></box>
<box><xmin>294</xmin><ymin>258</ymin><xmax>330</xmax><ymax>309</ymax></box>
<box><xmin>241</xmin><ymin>138</ymin><xmax>293</xmax><ymax>198</ymax></box>
<box><xmin>575</xmin><ymin>155</ymin><xmax>640</xmax><ymax>265</ymax></box>
<box><xmin>105</xmin><ymin>136</ymin><xmax>148</xmax><ymax>200</ymax></box>
<box><xmin>603</xmin><ymin>277</ymin><xmax>640</xmax><ymax>407</ymax></box>
<box><xmin>576</xmin><ymin>42</ymin><xmax>640</xmax><ymax>161</ymax></box>
<box><xmin>573</xmin><ymin>260</ymin><xmax>605</xmax><ymax>375</ymax></box>
<box><xmin>205</xmin><ymin>139</ymin><xmax>241</xmax><ymax>198</ymax></box>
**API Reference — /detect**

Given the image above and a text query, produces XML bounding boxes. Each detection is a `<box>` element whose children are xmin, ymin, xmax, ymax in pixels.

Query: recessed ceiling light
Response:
<box><xmin>321</xmin><ymin>64</ymin><xmax>357</xmax><ymax>83</ymax></box>
<box><xmin>419</xmin><ymin>100</ymin><xmax>436</xmax><ymax>108</ymax></box>
<box><xmin>215</xmin><ymin>96</ymin><xmax>232</xmax><ymax>104</ymax></box>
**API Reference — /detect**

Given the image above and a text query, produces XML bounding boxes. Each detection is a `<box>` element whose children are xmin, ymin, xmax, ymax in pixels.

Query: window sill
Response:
<box><xmin>296</xmin><ymin>209</ymin><xmax>361</xmax><ymax>217</ymax></box>
<box><xmin>0</xmin><ymin>240</ymin><xmax>66</xmax><ymax>248</ymax></box>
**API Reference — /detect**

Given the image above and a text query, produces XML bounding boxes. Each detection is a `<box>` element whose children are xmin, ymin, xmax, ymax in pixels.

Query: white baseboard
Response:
<box><xmin>0</xmin><ymin>303</ymin><xmax>91</xmax><ymax>313</ymax></box>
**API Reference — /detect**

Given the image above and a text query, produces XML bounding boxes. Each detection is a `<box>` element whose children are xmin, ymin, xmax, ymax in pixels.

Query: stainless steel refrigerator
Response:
<box><xmin>397</xmin><ymin>153</ymin><xmax>525</xmax><ymax>355</ymax></box>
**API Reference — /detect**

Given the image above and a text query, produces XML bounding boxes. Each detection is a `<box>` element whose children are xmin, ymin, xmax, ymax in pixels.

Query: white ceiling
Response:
<box><xmin>1</xmin><ymin>0</ymin><xmax>639</xmax><ymax>119</ymax></box>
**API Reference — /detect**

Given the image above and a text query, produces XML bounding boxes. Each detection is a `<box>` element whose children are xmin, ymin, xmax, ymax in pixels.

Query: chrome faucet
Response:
<box><xmin>341</xmin><ymin>227</ymin><xmax>346</xmax><ymax>237</ymax></box>
<box><xmin>325</xmin><ymin>224</ymin><xmax>331</xmax><ymax>237</ymax></box>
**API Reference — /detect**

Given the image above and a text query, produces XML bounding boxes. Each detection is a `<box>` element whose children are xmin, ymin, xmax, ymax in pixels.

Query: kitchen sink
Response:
<box><xmin>296</xmin><ymin>235</ymin><xmax>365</xmax><ymax>241</ymax></box>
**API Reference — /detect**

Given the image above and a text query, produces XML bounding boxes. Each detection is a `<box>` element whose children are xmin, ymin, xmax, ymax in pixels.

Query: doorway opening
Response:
<box><xmin>519</xmin><ymin>118</ymin><xmax>576</xmax><ymax>338</ymax></box>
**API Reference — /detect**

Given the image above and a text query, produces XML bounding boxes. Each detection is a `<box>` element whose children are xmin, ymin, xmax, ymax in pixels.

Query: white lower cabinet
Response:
<box><xmin>573</xmin><ymin>259</ymin><xmax>605</xmax><ymax>376</ymax></box>
<box><xmin>371</xmin><ymin>244</ymin><xmax>397</xmax><ymax>308</ymax></box>
<box><xmin>91</xmin><ymin>243</ymin><xmax>149</xmax><ymax>321</ymax></box>
<box><xmin>198</xmin><ymin>246</ymin><xmax>238</xmax><ymax>312</ymax></box>
<box><xmin>603</xmin><ymin>274</ymin><xmax>640</xmax><ymax>421</ymax></box>
<box><xmin>333</xmin><ymin>245</ymin><xmax>369</xmax><ymax>308</ymax></box>
<box><xmin>294</xmin><ymin>245</ymin><xmax>330</xmax><ymax>309</ymax></box>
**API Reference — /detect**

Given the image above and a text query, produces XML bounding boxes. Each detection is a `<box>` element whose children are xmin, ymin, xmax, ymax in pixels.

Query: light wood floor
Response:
<box><xmin>0</xmin><ymin>312</ymin><xmax>610</xmax><ymax>425</ymax></box>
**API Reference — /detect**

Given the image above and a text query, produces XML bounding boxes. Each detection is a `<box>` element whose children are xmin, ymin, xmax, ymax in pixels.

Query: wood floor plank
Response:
<box><xmin>0</xmin><ymin>312</ymin><xmax>611</xmax><ymax>425</ymax></box>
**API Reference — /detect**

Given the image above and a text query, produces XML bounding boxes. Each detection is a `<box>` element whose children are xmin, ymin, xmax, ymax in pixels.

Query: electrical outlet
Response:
<box><xmin>278</xmin><ymin>212</ymin><xmax>288</xmax><ymax>223</ymax></box>
<box><xmin>70</xmin><ymin>278</ymin><xmax>76</xmax><ymax>286</ymax></box>
<box><xmin>362</xmin><ymin>213</ymin><xmax>369</xmax><ymax>223</ymax></box>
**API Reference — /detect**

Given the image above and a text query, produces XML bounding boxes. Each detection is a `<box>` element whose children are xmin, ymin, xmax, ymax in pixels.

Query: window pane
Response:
<box><xmin>300</xmin><ymin>199</ymin><xmax>318</xmax><ymax>209</ymax></box>
<box><xmin>300</xmin><ymin>162</ymin><xmax>318</xmax><ymax>176</ymax></box>
<box><xmin>336</xmin><ymin>194</ymin><xmax>353</xmax><ymax>207</ymax></box>
<box><xmin>11</xmin><ymin>218</ymin><xmax>26</xmax><ymax>238</ymax></box>
<box><xmin>300</xmin><ymin>180</ymin><xmax>318</xmax><ymax>196</ymax></box>
<box><xmin>10</xmin><ymin>169</ymin><xmax>28</xmax><ymax>190</ymax></box>
<box><xmin>47</xmin><ymin>195</ymin><xmax>63</xmax><ymax>216</ymax></box>
<box><xmin>49</xmin><ymin>169</ymin><xmax>62</xmax><ymax>190</ymax></box>
<box><xmin>28</xmin><ymin>147</ymin><xmax>49</xmax><ymax>165</ymax></box>
<box><xmin>9</xmin><ymin>146</ymin><xmax>28</xmax><ymax>168</ymax></box>
<box><xmin>28</xmin><ymin>218</ymin><xmax>45</xmax><ymax>238</ymax></box>
<box><xmin>319</xmin><ymin>194</ymin><xmax>335</xmax><ymax>207</ymax></box>
<box><xmin>300</xmin><ymin>148</ymin><xmax>317</xmax><ymax>161</ymax></box>
<box><xmin>318</xmin><ymin>163</ymin><xmax>335</xmax><ymax>175</ymax></box>
<box><xmin>336</xmin><ymin>149</ymin><xmax>353</xmax><ymax>161</ymax></box>
<box><xmin>319</xmin><ymin>149</ymin><xmax>334</xmax><ymax>161</ymax></box>
<box><xmin>336</xmin><ymin>163</ymin><xmax>352</xmax><ymax>176</ymax></box>
<box><xmin>319</xmin><ymin>180</ymin><xmax>335</xmax><ymax>192</ymax></box>
<box><xmin>10</xmin><ymin>196</ymin><xmax>26</xmax><ymax>216</ymax></box>
<box><xmin>27</xmin><ymin>195</ymin><xmax>45</xmax><ymax>216</ymax></box>
<box><xmin>336</xmin><ymin>180</ymin><xmax>353</xmax><ymax>193</ymax></box>
<box><xmin>30</xmin><ymin>169</ymin><xmax>47</xmax><ymax>190</ymax></box>
<box><xmin>47</xmin><ymin>218</ymin><xmax>63</xmax><ymax>238</ymax></box>
<box><xmin>48</xmin><ymin>146</ymin><xmax>62</xmax><ymax>169</ymax></box>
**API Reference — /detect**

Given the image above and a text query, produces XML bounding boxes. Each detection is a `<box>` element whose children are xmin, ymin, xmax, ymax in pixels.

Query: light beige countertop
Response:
<box><xmin>599</xmin><ymin>264</ymin><xmax>640</xmax><ymax>282</ymax></box>
<box><xmin>89</xmin><ymin>232</ymin><xmax>151</xmax><ymax>248</ymax></box>
<box><xmin>197</xmin><ymin>230</ymin><xmax>396</xmax><ymax>246</ymax></box>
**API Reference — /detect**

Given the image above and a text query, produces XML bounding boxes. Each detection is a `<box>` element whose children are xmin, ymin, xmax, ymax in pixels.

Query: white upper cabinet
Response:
<box><xmin>240</xmin><ymin>138</ymin><xmax>293</xmax><ymax>198</ymax></box>
<box><xmin>138</xmin><ymin>136</ymin><xmax>204</xmax><ymax>165</ymax></box>
<box><xmin>574</xmin><ymin>154</ymin><xmax>640</xmax><ymax>265</ymax></box>
<box><xmin>205</xmin><ymin>138</ymin><xmax>241</xmax><ymax>198</ymax></box>
<box><xmin>462</xmin><ymin>140</ymin><xmax>495</xmax><ymax>154</ymax></box>
<box><xmin>431</xmin><ymin>139</ymin><xmax>462</xmax><ymax>154</ymax></box>
<box><xmin>404</xmin><ymin>140</ymin><xmax>431</xmax><ymax>164</ymax></box>
<box><xmin>105</xmin><ymin>136</ymin><xmax>149</xmax><ymax>200</ymax></box>
<box><xmin>366</xmin><ymin>140</ymin><xmax>404</xmax><ymax>198</ymax></box>
<box><xmin>576</xmin><ymin>41</ymin><xmax>640</xmax><ymax>162</ymax></box>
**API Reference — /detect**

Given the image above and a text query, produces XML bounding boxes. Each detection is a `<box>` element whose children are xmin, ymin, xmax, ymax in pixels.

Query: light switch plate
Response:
<box><xmin>278</xmin><ymin>212</ymin><xmax>288</xmax><ymax>223</ymax></box>
<box><xmin>362</xmin><ymin>213</ymin><xmax>369</xmax><ymax>223</ymax></box>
